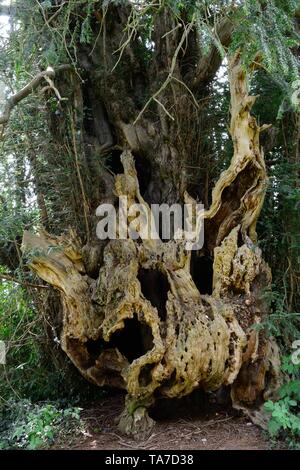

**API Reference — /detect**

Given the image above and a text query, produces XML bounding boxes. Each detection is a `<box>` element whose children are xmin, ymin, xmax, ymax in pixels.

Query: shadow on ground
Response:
<box><xmin>53</xmin><ymin>390</ymin><xmax>281</xmax><ymax>450</ymax></box>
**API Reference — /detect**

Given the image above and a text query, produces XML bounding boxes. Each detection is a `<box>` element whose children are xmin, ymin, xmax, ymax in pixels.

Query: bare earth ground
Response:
<box><xmin>54</xmin><ymin>393</ymin><xmax>281</xmax><ymax>450</ymax></box>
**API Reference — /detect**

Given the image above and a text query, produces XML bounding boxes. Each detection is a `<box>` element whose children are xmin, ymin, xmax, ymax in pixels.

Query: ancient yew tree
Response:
<box><xmin>2</xmin><ymin>1</ymin><xmax>299</xmax><ymax>437</ymax></box>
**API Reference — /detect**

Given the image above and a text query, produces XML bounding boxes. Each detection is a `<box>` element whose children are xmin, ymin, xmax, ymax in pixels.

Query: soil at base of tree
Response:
<box><xmin>53</xmin><ymin>392</ymin><xmax>285</xmax><ymax>451</ymax></box>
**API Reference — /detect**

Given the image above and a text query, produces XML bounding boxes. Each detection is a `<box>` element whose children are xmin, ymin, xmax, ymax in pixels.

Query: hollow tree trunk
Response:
<box><xmin>22</xmin><ymin>52</ymin><xmax>281</xmax><ymax>438</ymax></box>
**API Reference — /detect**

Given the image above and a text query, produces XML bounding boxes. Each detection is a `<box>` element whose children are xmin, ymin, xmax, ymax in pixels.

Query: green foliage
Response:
<box><xmin>0</xmin><ymin>400</ymin><xmax>84</xmax><ymax>449</ymax></box>
<box><xmin>80</xmin><ymin>3</ymin><xmax>94</xmax><ymax>45</ymax></box>
<box><xmin>264</xmin><ymin>356</ymin><xmax>300</xmax><ymax>449</ymax></box>
<box><xmin>230</xmin><ymin>0</ymin><xmax>300</xmax><ymax>106</ymax></box>
<box><xmin>253</xmin><ymin>289</ymin><xmax>300</xmax><ymax>346</ymax></box>
<box><xmin>253</xmin><ymin>69</ymin><xmax>300</xmax><ymax>338</ymax></box>
<box><xmin>259</xmin><ymin>159</ymin><xmax>300</xmax><ymax>315</ymax></box>
<box><xmin>0</xmin><ymin>276</ymin><xmax>103</xmax><ymax>404</ymax></box>
<box><xmin>0</xmin><ymin>275</ymin><xmax>43</xmax><ymax>402</ymax></box>
<box><xmin>102</xmin><ymin>0</ymin><xmax>128</xmax><ymax>6</ymax></box>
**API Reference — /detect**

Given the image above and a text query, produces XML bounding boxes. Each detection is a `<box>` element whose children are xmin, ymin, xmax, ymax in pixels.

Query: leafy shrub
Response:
<box><xmin>0</xmin><ymin>400</ymin><xmax>84</xmax><ymax>449</ymax></box>
<box><xmin>254</xmin><ymin>289</ymin><xmax>300</xmax><ymax>346</ymax></box>
<box><xmin>264</xmin><ymin>356</ymin><xmax>300</xmax><ymax>449</ymax></box>
<box><xmin>0</xmin><ymin>274</ymin><xmax>103</xmax><ymax>404</ymax></box>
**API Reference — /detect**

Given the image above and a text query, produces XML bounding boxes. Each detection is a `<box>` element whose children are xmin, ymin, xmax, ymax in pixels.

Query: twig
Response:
<box><xmin>133</xmin><ymin>17</ymin><xmax>196</xmax><ymax>125</ymax></box>
<box><xmin>47</xmin><ymin>2</ymin><xmax>68</xmax><ymax>26</ymax></box>
<box><xmin>172</xmin><ymin>76</ymin><xmax>199</xmax><ymax>110</ymax></box>
<box><xmin>154</xmin><ymin>98</ymin><xmax>175</xmax><ymax>121</ymax></box>
<box><xmin>69</xmin><ymin>112</ymin><xmax>91</xmax><ymax>241</ymax></box>
<box><xmin>0</xmin><ymin>65</ymin><xmax>71</xmax><ymax>128</ymax></box>
<box><xmin>0</xmin><ymin>273</ymin><xmax>49</xmax><ymax>289</ymax></box>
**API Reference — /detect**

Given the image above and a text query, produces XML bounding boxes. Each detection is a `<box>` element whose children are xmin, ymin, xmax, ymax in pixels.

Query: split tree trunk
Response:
<box><xmin>22</xmin><ymin>53</ymin><xmax>280</xmax><ymax>437</ymax></box>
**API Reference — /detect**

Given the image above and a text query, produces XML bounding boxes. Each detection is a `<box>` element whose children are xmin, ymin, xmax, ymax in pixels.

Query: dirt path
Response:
<box><xmin>55</xmin><ymin>394</ymin><xmax>278</xmax><ymax>450</ymax></box>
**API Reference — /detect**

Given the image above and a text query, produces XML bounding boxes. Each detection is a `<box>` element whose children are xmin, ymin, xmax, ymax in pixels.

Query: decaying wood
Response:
<box><xmin>22</xmin><ymin>54</ymin><xmax>281</xmax><ymax>437</ymax></box>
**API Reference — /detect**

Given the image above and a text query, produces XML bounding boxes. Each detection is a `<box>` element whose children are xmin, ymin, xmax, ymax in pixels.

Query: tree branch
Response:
<box><xmin>0</xmin><ymin>272</ymin><xmax>49</xmax><ymax>289</ymax></box>
<box><xmin>0</xmin><ymin>64</ymin><xmax>71</xmax><ymax>127</ymax></box>
<box><xmin>192</xmin><ymin>17</ymin><xmax>234</xmax><ymax>90</ymax></box>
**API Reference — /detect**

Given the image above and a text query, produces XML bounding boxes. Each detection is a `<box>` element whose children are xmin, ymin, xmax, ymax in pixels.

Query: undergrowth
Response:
<box><xmin>0</xmin><ymin>400</ymin><xmax>85</xmax><ymax>449</ymax></box>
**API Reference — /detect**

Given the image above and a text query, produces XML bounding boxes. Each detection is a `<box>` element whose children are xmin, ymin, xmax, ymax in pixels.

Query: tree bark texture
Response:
<box><xmin>22</xmin><ymin>42</ymin><xmax>281</xmax><ymax>436</ymax></box>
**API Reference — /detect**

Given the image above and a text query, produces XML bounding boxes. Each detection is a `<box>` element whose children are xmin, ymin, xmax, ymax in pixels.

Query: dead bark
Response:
<box><xmin>22</xmin><ymin>53</ymin><xmax>281</xmax><ymax>437</ymax></box>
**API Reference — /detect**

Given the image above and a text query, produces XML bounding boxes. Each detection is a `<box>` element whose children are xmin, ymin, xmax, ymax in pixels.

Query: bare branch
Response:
<box><xmin>0</xmin><ymin>272</ymin><xmax>49</xmax><ymax>289</ymax></box>
<box><xmin>134</xmin><ymin>17</ymin><xmax>196</xmax><ymax>125</ymax></box>
<box><xmin>0</xmin><ymin>64</ymin><xmax>71</xmax><ymax>127</ymax></box>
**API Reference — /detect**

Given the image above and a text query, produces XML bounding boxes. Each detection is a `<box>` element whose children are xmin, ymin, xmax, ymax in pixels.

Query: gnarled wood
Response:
<box><xmin>22</xmin><ymin>54</ymin><xmax>280</xmax><ymax>437</ymax></box>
